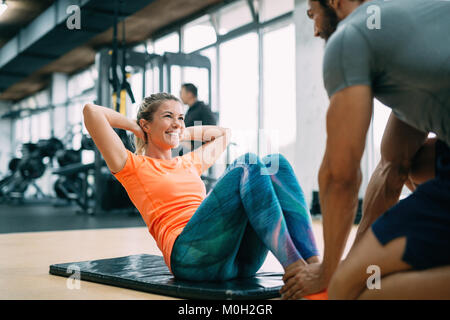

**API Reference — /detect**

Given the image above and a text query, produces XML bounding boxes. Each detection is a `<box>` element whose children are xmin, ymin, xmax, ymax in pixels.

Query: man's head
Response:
<box><xmin>327</xmin><ymin>0</ymin><xmax>365</xmax><ymax>21</ymax></box>
<box><xmin>307</xmin><ymin>0</ymin><xmax>339</xmax><ymax>41</ymax></box>
<box><xmin>180</xmin><ymin>83</ymin><xmax>198</xmax><ymax>106</ymax></box>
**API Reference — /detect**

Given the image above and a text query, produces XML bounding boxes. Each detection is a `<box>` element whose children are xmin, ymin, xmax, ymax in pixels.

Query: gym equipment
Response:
<box><xmin>53</xmin><ymin>162</ymin><xmax>95</xmax><ymax>213</ymax></box>
<box><xmin>49</xmin><ymin>254</ymin><xmax>284</xmax><ymax>300</ymax></box>
<box><xmin>52</xmin><ymin>154</ymin><xmax>134</xmax><ymax>214</ymax></box>
<box><xmin>81</xmin><ymin>134</ymin><xmax>96</xmax><ymax>151</ymax></box>
<box><xmin>0</xmin><ymin>138</ymin><xmax>64</xmax><ymax>202</ymax></box>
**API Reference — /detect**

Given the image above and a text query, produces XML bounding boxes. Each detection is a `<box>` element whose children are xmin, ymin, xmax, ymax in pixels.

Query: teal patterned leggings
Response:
<box><xmin>171</xmin><ymin>153</ymin><xmax>319</xmax><ymax>281</ymax></box>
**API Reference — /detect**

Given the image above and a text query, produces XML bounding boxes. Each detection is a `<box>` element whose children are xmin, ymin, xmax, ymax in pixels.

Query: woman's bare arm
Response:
<box><xmin>83</xmin><ymin>103</ymin><xmax>143</xmax><ymax>173</ymax></box>
<box><xmin>181</xmin><ymin>126</ymin><xmax>231</xmax><ymax>173</ymax></box>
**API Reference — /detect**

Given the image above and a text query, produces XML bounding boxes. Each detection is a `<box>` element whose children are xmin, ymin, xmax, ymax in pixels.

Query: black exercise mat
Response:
<box><xmin>49</xmin><ymin>254</ymin><xmax>283</xmax><ymax>300</ymax></box>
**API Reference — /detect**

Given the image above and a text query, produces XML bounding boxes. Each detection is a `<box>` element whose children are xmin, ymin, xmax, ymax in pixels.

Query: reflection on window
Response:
<box><xmin>219</xmin><ymin>32</ymin><xmax>258</xmax><ymax>159</ymax></box>
<box><xmin>259</xmin><ymin>0</ymin><xmax>294</xmax><ymax>22</ymax></box>
<box><xmin>215</xmin><ymin>0</ymin><xmax>253</xmax><ymax>35</ymax></box>
<box><xmin>183</xmin><ymin>15</ymin><xmax>216</xmax><ymax>53</ymax></box>
<box><xmin>154</xmin><ymin>32</ymin><xmax>179</xmax><ymax>55</ymax></box>
<box><xmin>262</xmin><ymin>24</ymin><xmax>295</xmax><ymax>163</ymax></box>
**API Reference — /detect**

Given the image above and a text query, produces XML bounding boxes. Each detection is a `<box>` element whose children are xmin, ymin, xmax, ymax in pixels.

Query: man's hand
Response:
<box><xmin>280</xmin><ymin>262</ymin><xmax>327</xmax><ymax>300</ymax></box>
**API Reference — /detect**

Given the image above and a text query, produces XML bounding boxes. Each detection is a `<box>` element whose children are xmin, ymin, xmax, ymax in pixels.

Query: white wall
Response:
<box><xmin>293</xmin><ymin>0</ymin><xmax>372</xmax><ymax>207</ymax></box>
<box><xmin>293</xmin><ymin>0</ymin><xmax>328</xmax><ymax>206</ymax></box>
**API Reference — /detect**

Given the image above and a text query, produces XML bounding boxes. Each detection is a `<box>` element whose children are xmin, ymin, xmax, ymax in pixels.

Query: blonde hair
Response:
<box><xmin>135</xmin><ymin>93</ymin><xmax>181</xmax><ymax>155</ymax></box>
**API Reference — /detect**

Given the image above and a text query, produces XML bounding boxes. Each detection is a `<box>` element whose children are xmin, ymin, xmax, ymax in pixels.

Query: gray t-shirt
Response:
<box><xmin>323</xmin><ymin>0</ymin><xmax>450</xmax><ymax>146</ymax></box>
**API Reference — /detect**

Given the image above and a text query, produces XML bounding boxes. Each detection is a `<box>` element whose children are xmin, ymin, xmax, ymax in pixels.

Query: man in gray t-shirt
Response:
<box><xmin>281</xmin><ymin>0</ymin><xmax>450</xmax><ymax>300</ymax></box>
<box><xmin>324</xmin><ymin>0</ymin><xmax>450</xmax><ymax>145</ymax></box>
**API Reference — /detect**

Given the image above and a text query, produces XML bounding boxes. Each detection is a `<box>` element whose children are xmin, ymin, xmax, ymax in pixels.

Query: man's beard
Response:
<box><xmin>321</xmin><ymin>7</ymin><xmax>339</xmax><ymax>41</ymax></box>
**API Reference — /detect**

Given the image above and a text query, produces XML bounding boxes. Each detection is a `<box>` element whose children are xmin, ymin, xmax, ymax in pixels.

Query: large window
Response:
<box><xmin>259</xmin><ymin>0</ymin><xmax>294</xmax><ymax>22</ymax></box>
<box><xmin>154</xmin><ymin>32</ymin><xmax>179</xmax><ymax>55</ymax></box>
<box><xmin>214</xmin><ymin>0</ymin><xmax>253</xmax><ymax>35</ymax></box>
<box><xmin>219</xmin><ymin>32</ymin><xmax>259</xmax><ymax>158</ymax></box>
<box><xmin>182</xmin><ymin>16</ymin><xmax>216</xmax><ymax>53</ymax></box>
<box><xmin>261</xmin><ymin>23</ymin><xmax>296</xmax><ymax>163</ymax></box>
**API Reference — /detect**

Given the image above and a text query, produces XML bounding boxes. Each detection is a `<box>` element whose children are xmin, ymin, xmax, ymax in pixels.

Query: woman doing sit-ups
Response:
<box><xmin>83</xmin><ymin>93</ymin><xmax>322</xmax><ymax>297</ymax></box>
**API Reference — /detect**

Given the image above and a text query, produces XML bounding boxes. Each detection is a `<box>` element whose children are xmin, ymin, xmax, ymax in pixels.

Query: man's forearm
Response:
<box><xmin>319</xmin><ymin>163</ymin><xmax>362</xmax><ymax>285</ymax></box>
<box><xmin>354</xmin><ymin>160</ymin><xmax>406</xmax><ymax>244</ymax></box>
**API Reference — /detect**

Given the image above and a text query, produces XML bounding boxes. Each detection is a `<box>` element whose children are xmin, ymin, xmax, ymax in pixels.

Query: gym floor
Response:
<box><xmin>0</xmin><ymin>205</ymin><xmax>357</xmax><ymax>300</ymax></box>
<box><xmin>0</xmin><ymin>203</ymin><xmax>145</xmax><ymax>234</ymax></box>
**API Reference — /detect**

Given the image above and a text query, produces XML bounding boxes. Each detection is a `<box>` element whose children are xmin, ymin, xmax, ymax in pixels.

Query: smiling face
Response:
<box><xmin>307</xmin><ymin>0</ymin><xmax>339</xmax><ymax>41</ymax></box>
<box><xmin>141</xmin><ymin>99</ymin><xmax>185</xmax><ymax>150</ymax></box>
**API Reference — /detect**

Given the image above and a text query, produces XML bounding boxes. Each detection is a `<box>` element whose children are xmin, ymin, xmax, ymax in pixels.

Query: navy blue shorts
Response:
<box><xmin>372</xmin><ymin>139</ymin><xmax>450</xmax><ymax>270</ymax></box>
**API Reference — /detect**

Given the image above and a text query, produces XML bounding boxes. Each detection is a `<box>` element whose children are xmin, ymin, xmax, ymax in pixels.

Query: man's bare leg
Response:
<box><xmin>357</xmin><ymin>264</ymin><xmax>450</xmax><ymax>300</ymax></box>
<box><xmin>328</xmin><ymin>229</ymin><xmax>412</xmax><ymax>299</ymax></box>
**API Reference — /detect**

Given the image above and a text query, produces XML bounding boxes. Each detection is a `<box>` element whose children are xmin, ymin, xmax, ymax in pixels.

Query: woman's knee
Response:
<box><xmin>233</xmin><ymin>152</ymin><xmax>264</xmax><ymax>169</ymax></box>
<box><xmin>262</xmin><ymin>154</ymin><xmax>293</xmax><ymax>176</ymax></box>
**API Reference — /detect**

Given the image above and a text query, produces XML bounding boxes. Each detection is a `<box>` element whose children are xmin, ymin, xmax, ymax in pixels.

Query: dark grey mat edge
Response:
<box><xmin>49</xmin><ymin>255</ymin><xmax>283</xmax><ymax>300</ymax></box>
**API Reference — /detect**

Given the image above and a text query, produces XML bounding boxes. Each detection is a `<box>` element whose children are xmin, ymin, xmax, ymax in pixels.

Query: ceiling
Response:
<box><xmin>0</xmin><ymin>0</ymin><xmax>225</xmax><ymax>102</ymax></box>
<box><xmin>0</xmin><ymin>0</ymin><xmax>56</xmax><ymax>49</ymax></box>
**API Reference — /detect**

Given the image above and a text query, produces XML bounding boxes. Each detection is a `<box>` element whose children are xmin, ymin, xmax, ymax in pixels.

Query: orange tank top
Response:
<box><xmin>113</xmin><ymin>150</ymin><xmax>206</xmax><ymax>272</ymax></box>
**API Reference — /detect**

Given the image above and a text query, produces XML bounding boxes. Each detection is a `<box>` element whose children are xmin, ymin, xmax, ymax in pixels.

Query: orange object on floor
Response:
<box><xmin>304</xmin><ymin>290</ymin><xmax>328</xmax><ymax>300</ymax></box>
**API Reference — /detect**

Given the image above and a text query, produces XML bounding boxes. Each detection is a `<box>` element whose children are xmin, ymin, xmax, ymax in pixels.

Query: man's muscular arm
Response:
<box><xmin>354</xmin><ymin>114</ymin><xmax>427</xmax><ymax>244</ymax></box>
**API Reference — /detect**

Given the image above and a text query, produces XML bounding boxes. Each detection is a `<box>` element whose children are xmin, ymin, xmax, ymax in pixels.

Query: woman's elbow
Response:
<box><xmin>83</xmin><ymin>103</ymin><xmax>98</xmax><ymax>131</ymax></box>
<box><xmin>83</xmin><ymin>103</ymin><xmax>95</xmax><ymax>116</ymax></box>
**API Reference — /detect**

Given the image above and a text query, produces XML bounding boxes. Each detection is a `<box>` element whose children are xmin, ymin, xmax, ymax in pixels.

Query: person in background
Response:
<box><xmin>177</xmin><ymin>83</ymin><xmax>218</xmax><ymax>163</ymax></box>
<box><xmin>180</xmin><ymin>83</ymin><xmax>217</xmax><ymax>129</ymax></box>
